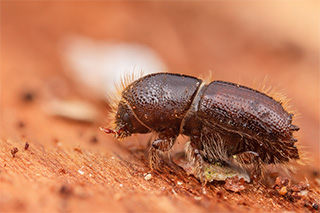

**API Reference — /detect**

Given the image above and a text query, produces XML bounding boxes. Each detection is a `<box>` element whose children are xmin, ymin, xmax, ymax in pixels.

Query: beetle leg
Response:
<box><xmin>233</xmin><ymin>151</ymin><xmax>262</xmax><ymax>180</ymax></box>
<box><xmin>148</xmin><ymin>132</ymin><xmax>177</xmax><ymax>170</ymax></box>
<box><xmin>186</xmin><ymin>141</ymin><xmax>206</xmax><ymax>184</ymax></box>
<box><xmin>233</xmin><ymin>151</ymin><xmax>259</xmax><ymax>164</ymax></box>
<box><xmin>252</xmin><ymin>155</ymin><xmax>263</xmax><ymax>181</ymax></box>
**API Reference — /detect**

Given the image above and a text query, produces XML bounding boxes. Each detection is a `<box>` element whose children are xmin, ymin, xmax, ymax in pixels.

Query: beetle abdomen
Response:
<box><xmin>122</xmin><ymin>73</ymin><xmax>202</xmax><ymax>132</ymax></box>
<box><xmin>199</xmin><ymin>81</ymin><xmax>296</xmax><ymax>140</ymax></box>
<box><xmin>197</xmin><ymin>80</ymin><xmax>299</xmax><ymax>163</ymax></box>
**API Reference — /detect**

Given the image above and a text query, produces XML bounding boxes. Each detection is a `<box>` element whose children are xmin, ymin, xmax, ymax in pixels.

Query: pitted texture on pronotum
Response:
<box><xmin>121</xmin><ymin>73</ymin><xmax>202</xmax><ymax>133</ymax></box>
<box><xmin>102</xmin><ymin>72</ymin><xmax>300</xmax><ymax>181</ymax></box>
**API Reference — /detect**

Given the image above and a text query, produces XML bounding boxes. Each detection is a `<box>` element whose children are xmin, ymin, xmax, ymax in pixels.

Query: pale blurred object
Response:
<box><xmin>60</xmin><ymin>35</ymin><xmax>166</xmax><ymax>99</ymax></box>
<box><xmin>46</xmin><ymin>99</ymin><xmax>99</xmax><ymax>123</ymax></box>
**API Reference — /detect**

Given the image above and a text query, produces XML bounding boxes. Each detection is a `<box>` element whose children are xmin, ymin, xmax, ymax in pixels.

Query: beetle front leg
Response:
<box><xmin>148</xmin><ymin>131</ymin><xmax>177</xmax><ymax>170</ymax></box>
<box><xmin>186</xmin><ymin>141</ymin><xmax>206</xmax><ymax>184</ymax></box>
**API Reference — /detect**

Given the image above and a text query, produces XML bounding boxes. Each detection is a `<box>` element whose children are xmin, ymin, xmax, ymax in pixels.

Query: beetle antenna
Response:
<box><xmin>100</xmin><ymin>127</ymin><xmax>124</xmax><ymax>135</ymax></box>
<box><xmin>100</xmin><ymin>127</ymin><xmax>116</xmax><ymax>134</ymax></box>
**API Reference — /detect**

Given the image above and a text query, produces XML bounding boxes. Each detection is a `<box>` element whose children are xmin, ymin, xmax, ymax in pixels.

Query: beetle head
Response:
<box><xmin>102</xmin><ymin>100</ymin><xmax>150</xmax><ymax>139</ymax></box>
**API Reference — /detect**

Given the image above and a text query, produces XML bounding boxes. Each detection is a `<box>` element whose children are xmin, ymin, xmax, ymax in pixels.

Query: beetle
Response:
<box><xmin>101</xmin><ymin>72</ymin><xmax>300</xmax><ymax>180</ymax></box>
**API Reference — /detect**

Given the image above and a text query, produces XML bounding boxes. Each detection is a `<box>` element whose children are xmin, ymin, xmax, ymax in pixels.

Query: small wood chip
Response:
<box><xmin>144</xmin><ymin>173</ymin><xmax>152</xmax><ymax>181</ymax></box>
<box><xmin>24</xmin><ymin>142</ymin><xmax>30</xmax><ymax>150</ymax></box>
<box><xmin>11</xmin><ymin>147</ymin><xmax>19</xmax><ymax>157</ymax></box>
<box><xmin>279</xmin><ymin>186</ymin><xmax>287</xmax><ymax>195</ymax></box>
<box><xmin>224</xmin><ymin>176</ymin><xmax>246</xmax><ymax>192</ymax></box>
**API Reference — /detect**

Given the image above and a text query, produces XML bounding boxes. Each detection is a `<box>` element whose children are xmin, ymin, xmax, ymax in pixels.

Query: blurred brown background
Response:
<box><xmin>1</xmin><ymin>1</ymin><xmax>319</xmax><ymax>212</ymax></box>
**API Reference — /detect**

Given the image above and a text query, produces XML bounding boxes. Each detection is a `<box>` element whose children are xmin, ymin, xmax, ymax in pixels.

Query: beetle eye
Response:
<box><xmin>123</xmin><ymin>113</ymin><xmax>130</xmax><ymax>123</ymax></box>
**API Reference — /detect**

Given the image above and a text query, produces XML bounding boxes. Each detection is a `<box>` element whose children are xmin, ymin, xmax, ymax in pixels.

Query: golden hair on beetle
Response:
<box><xmin>107</xmin><ymin>70</ymin><xmax>146</xmax><ymax>131</ymax></box>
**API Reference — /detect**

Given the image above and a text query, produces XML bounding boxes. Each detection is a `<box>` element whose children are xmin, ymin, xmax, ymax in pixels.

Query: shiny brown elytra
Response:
<box><xmin>101</xmin><ymin>73</ymin><xmax>300</xmax><ymax>180</ymax></box>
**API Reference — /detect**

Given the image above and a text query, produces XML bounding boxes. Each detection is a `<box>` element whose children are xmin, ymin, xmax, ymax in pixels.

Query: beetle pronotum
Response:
<box><xmin>101</xmin><ymin>73</ymin><xmax>300</xmax><ymax>180</ymax></box>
